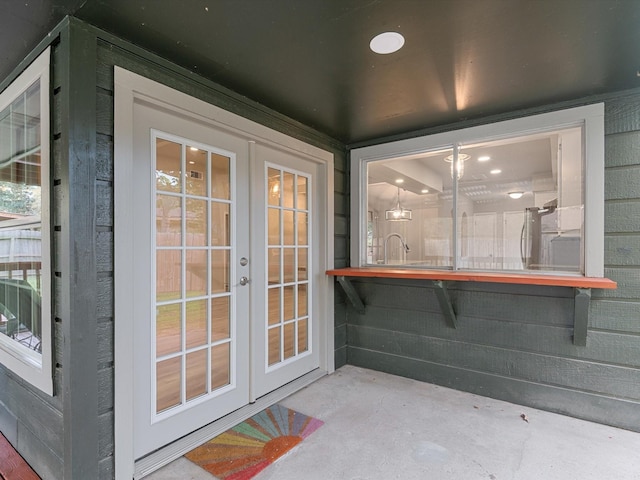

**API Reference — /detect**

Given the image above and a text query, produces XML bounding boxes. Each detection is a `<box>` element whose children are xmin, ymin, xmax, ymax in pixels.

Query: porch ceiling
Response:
<box><xmin>2</xmin><ymin>1</ymin><xmax>640</xmax><ymax>144</ymax></box>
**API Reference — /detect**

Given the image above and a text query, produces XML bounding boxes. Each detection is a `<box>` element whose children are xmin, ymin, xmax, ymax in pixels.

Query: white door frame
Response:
<box><xmin>114</xmin><ymin>68</ymin><xmax>334</xmax><ymax>479</ymax></box>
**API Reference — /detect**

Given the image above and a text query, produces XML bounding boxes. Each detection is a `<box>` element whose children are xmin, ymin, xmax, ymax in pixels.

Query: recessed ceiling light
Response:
<box><xmin>189</xmin><ymin>147</ymin><xmax>199</xmax><ymax>151</ymax></box>
<box><xmin>370</xmin><ymin>32</ymin><xmax>405</xmax><ymax>54</ymax></box>
<box><xmin>508</xmin><ymin>191</ymin><xmax>524</xmax><ymax>199</ymax></box>
<box><xmin>478</xmin><ymin>156</ymin><xmax>491</xmax><ymax>162</ymax></box>
<box><xmin>490</xmin><ymin>169</ymin><xmax>502</xmax><ymax>175</ymax></box>
<box><xmin>395</xmin><ymin>178</ymin><xmax>404</xmax><ymax>184</ymax></box>
<box><xmin>421</xmin><ymin>188</ymin><xmax>429</xmax><ymax>193</ymax></box>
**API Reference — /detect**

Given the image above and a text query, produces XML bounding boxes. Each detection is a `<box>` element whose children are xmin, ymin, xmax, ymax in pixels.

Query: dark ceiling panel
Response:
<box><xmin>0</xmin><ymin>0</ymin><xmax>83</xmax><ymax>82</ymax></box>
<box><xmin>2</xmin><ymin>0</ymin><xmax>640</xmax><ymax>144</ymax></box>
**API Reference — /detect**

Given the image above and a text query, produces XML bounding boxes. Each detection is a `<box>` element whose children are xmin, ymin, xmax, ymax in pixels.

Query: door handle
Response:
<box><xmin>239</xmin><ymin>276</ymin><xmax>250</xmax><ymax>286</ymax></box>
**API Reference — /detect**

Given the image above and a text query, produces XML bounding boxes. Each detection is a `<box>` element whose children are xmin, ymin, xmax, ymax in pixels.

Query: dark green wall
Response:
<box><xmin>345</xmin><ymin>94</ymin><xmax>640</xmax><ymax>432</ymax></box>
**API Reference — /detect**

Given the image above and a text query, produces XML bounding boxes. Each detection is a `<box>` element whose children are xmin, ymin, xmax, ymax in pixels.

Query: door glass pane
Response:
<box><xmin>211</xmin><ymin>249</ymin><xmax>230</xmax><ymax>293</ymax></box>
<box><xmin>297</xmin><ymin>212</ymin><xmax>308</xmax><ymax>245</ymax></box>
<box><xmin>186</xmin><ymin>299</ymin><xmax>207</xmax><ymax>349</ymax></box>
<box><xmin>298</xmin><ymin>319</ymin><xmax>308</xmax><ymax>354</ymax></box>
<box><xmin>211</xmin><ymin>296</ymin><xmax>230</xmax><ymax>341</ymax></box>
<box><xmin>268</xmin><ymin>168</ymin><xmax>280</xmax><ymax>206</ymax></box>
<box><xmin>156</xmin><ymin>139</ymin><xmax>182</xmax><ymax>193</ymax></box>
<box><xmin>268</xmin><ymin>287</ymin><xmax>280</xmax><ymax>325</ymax></box>
<box><xmin>283</xmin><ymin>285</ymin><xmax>294</xmax><ymax>321</ymax></box>
<box><xmin>268</xmin><ymin>248</ymin><xmax>281</xmax><ymax>284</ymax></box>
<box><xmin>297</xmin><ymin>284</ymin><xmax>307</xmax><ymax>317</ymax></box>
<box><xmin>186</xmin><ymin>147</ymin><xmax>207</xmax><ymax>196</ymax></box>
<box><xmin>298</xmin><ymin>248</ymin><xmax>308</xmax><ymax>281</ymax></box>
<box><xmin>156</xmin><ymin>303</ymin><xmax>182</xmax><ymax>357</ymax></box>
<box><xmin>297</xmin><ymin>176</ymin><xmax>307</xmax><ymax>210</ymax></box>
<box><xmin>211</xmin><ymin>342</ymin><xmax>230</xmax><ymax>390</ymax></box>
<box><xmin>268</xmin><ymin>327</ymin><xmax>281</xmax><ymax>366</ymax></box>
<box><xmin>283</xmin><ymin>248</ymin><xmax>295</xmax><ymax>283</ymax></box>
<box><xmin>283</xmin><ymin>172</ymin><xmax>295</xmax><ymax>208</ymax></box>
<box><xmin>156</xmin><ymin>357</ymin><xmax>182</xmax><ymax>413</ymax></box>
<box><xmin>186</xmin><ymin>349</ymin><xmax>207</xmax><ymax>401</ymax></box>
<box><xmin>283</xmin><ymin>211</ymin><xmax>294</xmax><ymax>245</ymax></box>
<box><xmin>268</xmin><ymin>208</ymin><xmax>280</xmax><ymax>245</ymax></box>
<box><xmin>210</xmin><ymin>202</ymin><xmax>230</xmax><ymax>246</ymax></box>
<box><xmin>157</xmin><ymin>250</ymin><xmax>182</xmax><ymax>301</ymax></box>
<box><xmin>186</xmin><ymin>249</ymin><xmax>207</xmax><ymax>297</ymax></box>
<box><xmin>186</xmin><ymin>198</ymin><xmax>207</xmax><ymax>247</ymax></box>
<box><xmin>283</xmin><ymin>322</ymin><xmax>295</xmax><ymax>360</ymax></box>
<box><xmin>156</xmin><ymin>195</ymin><xmax>182</xmax><ymax>246</ymax></box>
<box><xmin>211</xmin><ymin>153</ymin><xmax>230</xmax><ymax>200</ymax></box>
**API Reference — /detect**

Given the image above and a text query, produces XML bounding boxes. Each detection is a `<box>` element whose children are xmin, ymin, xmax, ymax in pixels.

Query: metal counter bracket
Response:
<box><xmin>573</xmin><ymin>288</ymin><xmax>591</xmax><ymax>346</ymax></box>
<box><xmin>335</xmin><ymin>276</ymin><xmax>458</xmax><ymax>328</ymax></box>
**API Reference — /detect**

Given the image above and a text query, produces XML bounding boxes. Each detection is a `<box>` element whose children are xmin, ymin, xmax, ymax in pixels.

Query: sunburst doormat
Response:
<box><xmin>184</xmin><ymin>405</ymin><xmax>323</xmax><ymax>480</ymax></box>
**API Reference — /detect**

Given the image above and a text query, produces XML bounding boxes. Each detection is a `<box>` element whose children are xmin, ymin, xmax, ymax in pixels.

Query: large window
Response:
<box><xmin>351</xmin><ymin>104</ymin><xmax>604</xmax><ymax>277</ymax></box>
<box><xmin>0</xmin><ymin>48</ymin><xmax>52</xmax><ymax>394</ymax></box>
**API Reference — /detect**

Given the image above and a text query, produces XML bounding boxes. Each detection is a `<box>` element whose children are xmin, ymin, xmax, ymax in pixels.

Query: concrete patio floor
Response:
<box><xmin>147</xmin><ymin>365</ymin><xmax>640</xmax><ymax>480</ymax></box>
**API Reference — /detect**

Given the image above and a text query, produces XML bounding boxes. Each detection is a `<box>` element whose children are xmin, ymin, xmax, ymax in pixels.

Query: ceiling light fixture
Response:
<box><xmin>385</xmin><ymin>186</ymin><xmax>412</xmax><ymax>221</ymax></box>
<box><xmin>421</xmin><ymin>188</ymin><xmax>429</xmax><ymax>193</ymax></box>
<box><xmin>478</xmin><ymin>156</ymin><xmax>491</xmax><ymax>162</ymax></box>
<box><xmin>508</xmin><ymin>191</ymin><xmax>524</xmax><ymax>199</ymax></box>
<box><xmin>395</xmin><ymin>178</ymin><xmax>404</xmax><ymax>184</ymax></box>
<box><xmin>444</xmin><ymin>153</ymin><xmax>470</xmax><ymax>180</ymax></box>
<box><xmin>370</xmin><ymin>32</ymin><xmax>405</xmax><ymax>54</ymax></box>
<box><xmin>490</xmin><ymin>169</ymin><xmax>502</xmax><ymax>175</ymax></box>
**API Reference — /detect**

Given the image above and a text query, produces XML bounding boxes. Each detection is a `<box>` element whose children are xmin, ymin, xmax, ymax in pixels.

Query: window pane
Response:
<box><xmin>156</xmin><ymin>195</ymin><xmax>181</xmax><ymax>246</ymax></box>
<box><xmin>186</xmin><ymin>249</ymin><xmax>207</xmax><ymax>297</ymax></box>
<box><xmin>211</xmin><ymin>296</ymin><xmax>230</xmax><ymax>341</ymax></box>
<box><xmin>366</xmin><ymin>148</ymin><xmax>454</xmax><ymax>267</ymax></box>
<box><xmin>283</xmin><ymin>172</ymin><xmax>294</xmax><ymax>208</ymax></box>
<box><xmin>210</xmin><ymin>153</ymin><xmax>230</xmax><ymax>200</ymax></box>
<box><xmin>186</xmin><ymin>299</ymin><xmax>207</xmax><ymax>349</ymax></box>
<box><xmin>185</xmin><ymin>147</ymin><xmax>207</xmax><ymax>196</ymax></box>
<box><xmin>0</xmin><ymin>79</ymin><xmax>44</xmax><ymax>356</ymax></box>
<box><xmin>211</xmin><ymin>342</ymin><xmax>230</xmax><ymax>390</ymax></box>
<box><xmin>156</xmin><ymin>357</ymin><xmax>182</xmax><ymax>413</ymax></box>
<box><xmin>268</xmin><ymin>168</ymin><xmax>280</xmax><ymax>206</ymax></box>
<box><xmin>186</xmin><ymin>349</ymin><xmax>208</xmax><ymax>401</ymax></box>
<box><xmin>186</xmin><ymin>198</ymin><xmax>207</xmax><ymax>247</ymax></box>
<box><xmin>156</xmin><ymin>139</ymin><xmax>182</xmax><ymax>193</ymax></box>
<box><xmin>210</xmin><ymin>202</ymin><xmax>230</xmax><ymax>246</ymax></box>
<box><xmin>210</xmin><ymin>249</ymin><xmax>230</xmax><ymax>293</ymax></box>
<box><xmin>157</xmin><ymin>250</ymin><xmax>182</xmax><ymax>301</ymax></box>
<box><xmin>458</xmin><ymin>128</ymin><xmax>583</xmax><ymax>273</ymax></box>
<box><xmin>156</xmin><ymin>303</ymin><xmax>182</xmax><ymax>357</ymax></box>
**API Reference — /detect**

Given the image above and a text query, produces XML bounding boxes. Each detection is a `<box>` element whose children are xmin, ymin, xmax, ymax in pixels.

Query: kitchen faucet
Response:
<box><xmin>384</xmin><ymin>233</ymin><xmax>410</xmax><ymax>264</ymax></box>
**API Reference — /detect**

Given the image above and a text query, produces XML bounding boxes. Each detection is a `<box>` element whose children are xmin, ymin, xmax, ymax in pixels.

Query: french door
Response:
<box><xmin>130</xmin><ymin>99</ymin><xmax>320</xmax><ymax>458</ymax></box>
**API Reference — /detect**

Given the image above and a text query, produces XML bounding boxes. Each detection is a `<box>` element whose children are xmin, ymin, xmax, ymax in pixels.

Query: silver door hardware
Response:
<box><xmin>240</xmin><ymin>257</ymin><xmax>249</xmax><ymax>266</ymax></box>
<box><xmin>239</xmin><ymin>276</ymin><xmax>249</xmax><ymax>286</ymax></box>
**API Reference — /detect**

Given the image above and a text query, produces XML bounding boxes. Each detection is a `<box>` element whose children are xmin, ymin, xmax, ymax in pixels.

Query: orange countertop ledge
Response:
<box><xmin>326</xmin><ymin>267</ymin><xmax>617</xmax><ymax>290</ymax></box>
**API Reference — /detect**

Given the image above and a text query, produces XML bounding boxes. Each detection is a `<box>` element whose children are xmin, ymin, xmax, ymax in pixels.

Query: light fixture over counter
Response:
<box><xmin>385</xmin><ymin>186</ymin><xmax>412</xmax><ymax>221</ymax></box>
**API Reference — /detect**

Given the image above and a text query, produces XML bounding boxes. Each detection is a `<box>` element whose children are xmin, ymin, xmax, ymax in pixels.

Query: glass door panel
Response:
<box><xmin>265</xmin><ymin>165</ymin><xmax>311</xmax><ymax>369</ymax></box>
<box><xmin>154</xmin><ymin>134</ymin><xmax>234</xmax><ymax>416</ymax></box>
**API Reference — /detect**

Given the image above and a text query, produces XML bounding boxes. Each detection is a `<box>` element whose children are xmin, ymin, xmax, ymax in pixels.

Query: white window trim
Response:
<box><xmin>0</xmin><ymin>47</ymin><xmax>53</xmax><ymax>395</ymax></box>
<box><xmin>350</xmin><ymin>103</ymin><xmax>605</xmax><ymax>277</ymax></box>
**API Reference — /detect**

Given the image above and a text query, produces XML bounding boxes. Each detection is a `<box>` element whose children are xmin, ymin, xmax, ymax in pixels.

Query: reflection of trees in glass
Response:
<box><xmin>0</xmin><ymin>181</ymin><xmax>40</xmax><ymax>216</ymax></box>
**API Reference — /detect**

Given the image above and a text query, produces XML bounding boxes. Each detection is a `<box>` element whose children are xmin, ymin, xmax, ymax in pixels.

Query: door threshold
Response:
<box><xmin>134</xmin><ymin>368</ymin><xmax>327</xmax><ymax>479</ymax></box>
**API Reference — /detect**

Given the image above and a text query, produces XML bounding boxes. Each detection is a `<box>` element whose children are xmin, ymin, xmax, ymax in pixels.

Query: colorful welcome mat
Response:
<box><xmin>184</xmin><ymin>405</ymin><xmax>323</xmax><ymax>480</ymax></box>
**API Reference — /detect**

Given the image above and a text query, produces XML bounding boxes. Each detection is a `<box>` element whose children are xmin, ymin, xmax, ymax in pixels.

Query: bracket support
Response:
<box><xmin>336</xmin><ymin>276</ymin><xmax>366</xmax><ymax>314</ymax></box>
<box><xmin>432</xmin><ymin>280</ymin><xmax>457</xmax><ymax>329</ymax></box>
<box><xmin>573</xmin><ymin>287</ymin><xmax>591</xmax><ymax>346</ymax></box>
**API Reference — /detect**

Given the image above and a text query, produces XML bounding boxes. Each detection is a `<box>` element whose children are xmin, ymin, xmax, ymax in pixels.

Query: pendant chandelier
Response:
<box><xmin>444</xmin><ymin>153</ymin><xmax>470</xmax><ymax>180</ymax></box>
<box><xmin>385</xmin><ymin>186</ymin><xmax>412</xmax><ymax>221</ymax></box>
